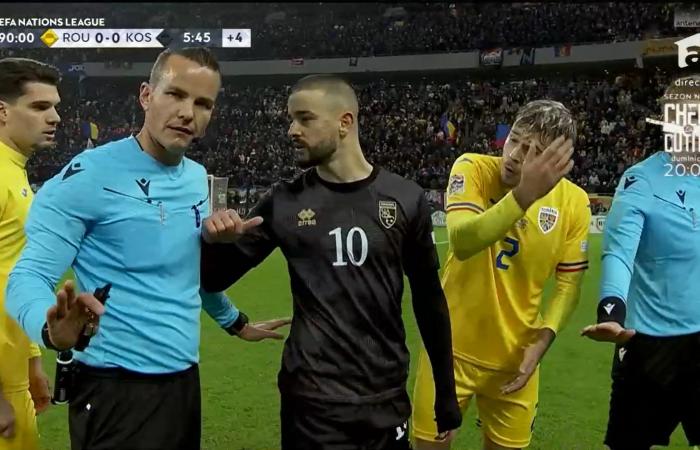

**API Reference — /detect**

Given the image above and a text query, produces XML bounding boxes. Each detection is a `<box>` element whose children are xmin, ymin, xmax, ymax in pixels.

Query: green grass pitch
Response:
<box><xmin>37</xmin><ymin>229</ymin><xmax>691</xmax><ymax>449</ymax></box>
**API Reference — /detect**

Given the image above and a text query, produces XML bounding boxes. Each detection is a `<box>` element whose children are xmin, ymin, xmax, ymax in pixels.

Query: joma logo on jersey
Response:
<box><xmin>297</xmin><ymin>209</ymin><xmax>317</xmax><ymax>227</ymax></box>
<box><xmin>538</xmin><ymin>207</ymin><xmax>559</xmax><ymax>234</ymax></box>
<box><xmin>379</xmin><ymin>200</ymin><xmax>397</xmax><ymax>229</ymax></box>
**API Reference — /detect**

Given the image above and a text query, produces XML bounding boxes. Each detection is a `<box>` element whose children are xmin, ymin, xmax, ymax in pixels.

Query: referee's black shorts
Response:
<box><xmin>605</xmin><ymin>331</ymin><xmax>700</xmax><ymax>450</ymax></box>
<box><xmin>68</xmin><ymin>362</ymin><xmax>201</xmax><ymax>450</ymax></box>
<box><xmin>280</xmin><ymin>392</ymin><xmax>412</xmax><ymax>450</ymax></box>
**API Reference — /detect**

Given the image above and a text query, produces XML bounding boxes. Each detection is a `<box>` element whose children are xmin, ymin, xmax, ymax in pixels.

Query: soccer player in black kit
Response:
<box><xmin>201</xmin><ymin>75</ymin><xmax>461</xmax><ymax>449</ymax></box>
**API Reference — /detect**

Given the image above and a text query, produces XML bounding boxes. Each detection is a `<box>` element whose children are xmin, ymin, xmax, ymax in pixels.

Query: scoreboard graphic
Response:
<box><xmin>0</xmin><ymin>28</ymin><xmax>251</xmax><ymax>48</ymax></box>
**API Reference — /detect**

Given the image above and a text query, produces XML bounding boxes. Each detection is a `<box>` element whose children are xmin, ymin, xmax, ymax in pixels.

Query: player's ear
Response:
<box><xmin>139</xmin><ymin>82</ymin><xmax>152</xmax><ymax>112</ymax></box>
<box><xmin>339</xmin><ymin>111</ymin><xmax>354</xmax><ymax>138</ymax></box>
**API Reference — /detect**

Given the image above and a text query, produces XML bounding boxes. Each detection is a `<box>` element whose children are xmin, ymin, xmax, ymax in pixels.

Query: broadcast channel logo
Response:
<box><xmin>675</xmin><ymin>33</ymin><xmax>700</xmax><ymax>69</ymax></box>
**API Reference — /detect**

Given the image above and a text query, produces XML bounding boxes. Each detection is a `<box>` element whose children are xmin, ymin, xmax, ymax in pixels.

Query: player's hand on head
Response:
<box><xmin>0</xmin><ymin>395</ymin><xmax>15</xmax><ymax>439</ymax></box>
<box><xmin>513</xmin><ymin>135</ymin><xmax>574</xmax><ymax>210</ymax></box>
<box><xmin>580</xmin><ymin>321</ymin><xmax>636</xmax><ymax>344</ymax></box>
<box><xmin>237</xmin><ymin>317</ymin><xmax>292</xmax><ymax>342</ymax></box>
<box><xmin>202</xmin><ymin>209</ymin><xmax>263</xmax><ymax>244</ymax></box>
<box><xmin>46</xmin><ymin>280</ymin><xmax>105</xmax><ymax>351</ymax></box>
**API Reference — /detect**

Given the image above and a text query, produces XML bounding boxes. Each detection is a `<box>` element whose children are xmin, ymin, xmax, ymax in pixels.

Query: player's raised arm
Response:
<box><xmin>582</xmin><ymin>167</ymin><xmax>650</xmax><ymax>343</ymax></box>
<box><xmin>200</xmin><ymin>189</ymin><xmax>278</xmax><ymax>293</ymax></box>
<box><xmin>447</xmin><ymin>136</ymin><xmax>573</xmax><ymax>261</ymax></box>
<box><xmin>6</xmin><ymin>156</ymin><xmax>104</xmax><ymax>348</ymax></box>
<box><xmin>445</xmin><ymin>155</ymin><xmax>521</xmax><ymax>260</ymax></box>
<box><xmin>404</xmin><ymin>191</ymin><xmax>461</xmax><ymax>438</ymax></box>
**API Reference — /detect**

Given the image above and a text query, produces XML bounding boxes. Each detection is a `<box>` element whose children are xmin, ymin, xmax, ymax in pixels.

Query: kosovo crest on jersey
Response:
<box><xmin>379</xmin><ymin>200</ymin><xmax>397</xmax><ymax>229</ymax></box>
<box><xmin>538</xmin><ymin>206</ymin><xmax>559</xmax><ymax>234</ymax></box>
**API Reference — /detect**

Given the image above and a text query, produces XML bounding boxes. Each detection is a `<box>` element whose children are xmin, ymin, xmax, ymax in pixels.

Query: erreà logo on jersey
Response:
<box><xmin>379</xmin><ymin>200</ymin><xmax>397</xmax><ymax>229</ymax></box>
<box><xmin>297</xmin><ymin>209</ymin><xmax>316</xmax><ymax>227</ymax></box>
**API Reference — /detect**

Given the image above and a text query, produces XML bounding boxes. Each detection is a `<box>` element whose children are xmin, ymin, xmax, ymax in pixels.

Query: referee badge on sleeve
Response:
<box><xmin>538</xmin><ymin>207</ymin><xmax>559</xmax><ymax>234</ymax></box>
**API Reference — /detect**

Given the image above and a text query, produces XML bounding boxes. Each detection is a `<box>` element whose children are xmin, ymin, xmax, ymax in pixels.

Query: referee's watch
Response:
<box><xmin>225</xmin><ymin>312</ymin><xmax>249</xmax><ymax>336</ymax></box>
<box><xmin>41</xmin><ymin>322</ymin><xmax>60</xmax><ymax>351</ymax></box>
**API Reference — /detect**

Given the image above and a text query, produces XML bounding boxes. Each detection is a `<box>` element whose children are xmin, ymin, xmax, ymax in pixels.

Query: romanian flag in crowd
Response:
<box><xmin>494</xmin><ymin>124</ymin><xmax>510</xmax><ymax>148</ymax></box>
<box><xmin>81</xmin><ymin>121</ymin><xmax>99</xmax><ymax>140</ymax></box>
<box><xmin>440</xmin><ymin>113</ymin><xmax>457</xmax><ymax>143</ymax></box>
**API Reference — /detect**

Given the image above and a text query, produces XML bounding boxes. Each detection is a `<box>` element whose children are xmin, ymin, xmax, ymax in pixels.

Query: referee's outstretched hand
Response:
<box><xmin>237</xmin><ymin>318</ymin><xmax>292</xmax><ymax>342</ymax></box>
<box><xmin>46</xmin><ymin>280</ymin><xmax>106</xmax><ymax>351</ymax></box>
<box><xmin>580</xmin><ymin>321</ymin><xmax>636</xmax><ymax>345</ymax></box>
<box><xmin>202</xmin><ymin>209</ymin><xmax>263</xmax><ymax>244</ymax></box>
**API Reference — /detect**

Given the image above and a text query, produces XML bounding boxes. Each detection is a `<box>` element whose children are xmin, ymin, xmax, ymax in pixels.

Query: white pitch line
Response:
<box><xmin>435</xmin><ymin>241</ymin><xmax>449</xmax><ymax>245</ymax></box>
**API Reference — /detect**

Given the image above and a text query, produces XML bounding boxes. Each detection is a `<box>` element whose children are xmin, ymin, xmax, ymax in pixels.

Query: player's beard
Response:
<box><xmin>296</xmin><ymin>137</ymin><xmax>337</xmax><ymax>169</ymax></box>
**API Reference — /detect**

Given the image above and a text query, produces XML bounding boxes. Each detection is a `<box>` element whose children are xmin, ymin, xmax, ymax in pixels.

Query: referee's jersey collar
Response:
<box><xmin>128</xmin><ymin>135</ymin><xmax>185</xmax><ymax>176</ymax></box>
<box><xmin>0</xmin><ymin>138</ymin><xmax>28</xmax><ymax>169</ymax></box>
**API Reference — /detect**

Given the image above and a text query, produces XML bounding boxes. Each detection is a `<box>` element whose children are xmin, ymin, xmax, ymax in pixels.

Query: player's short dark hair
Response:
<box><xmin>291</xmin><ymin>74</ymin><xmax>353</xmax><ymax>94</ymax></box>
<box><xmin>0</xmin><ymin>58</ymin><xmax>61</xmax><ymax>103</ymax></box>
<box><xmin>513</xmin><ymin>99</ymin><xmax>577</xmax><ymax>145</ymax></box>
<box><xmin>149</xmin><ymin>47</ymin><xmax>220</xmax><ymax>86</ymax></box>
<box><xmin>291</xmin><ymin>74</ymin><xmax>359</xmax><ymax>113</ymax></box>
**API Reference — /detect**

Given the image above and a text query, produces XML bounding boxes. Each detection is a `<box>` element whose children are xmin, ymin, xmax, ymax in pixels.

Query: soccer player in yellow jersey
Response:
<box><xmin>0</xmin><ymin>58</ymin><xmax>61</xmax><ymax>450</ymax></box>
<box><xmin>413</xmin><ymin>100</ymin><xmax>591</xmax><ymax>450</ymax></box>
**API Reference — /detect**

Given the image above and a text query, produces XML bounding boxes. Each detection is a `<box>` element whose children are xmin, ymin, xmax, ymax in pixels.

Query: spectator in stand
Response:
<box><xmin>20</xmin><ymin>69</ymin><xmax>667</xmax><ymax>196</ymax></box>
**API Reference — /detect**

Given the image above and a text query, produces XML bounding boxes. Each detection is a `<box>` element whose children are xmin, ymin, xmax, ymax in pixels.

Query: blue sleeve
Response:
<box><xmin>599</xmin><ymin>167</ymin><xmax>650</xmax><ymax>303</ymax></box>
<box><xmin>6</xmin><ymin>157</ymin><xmax>97</xmax><ymax>345</ymax></box>
<box><xmin>197</xmin><ymin>184</ymin><xmax>239</xmax><ymax>328</ymax></box>
<box><xmin>200</xmin><ymin>289</ymin><xmax>239</xmax><ymax>328</ymax></box>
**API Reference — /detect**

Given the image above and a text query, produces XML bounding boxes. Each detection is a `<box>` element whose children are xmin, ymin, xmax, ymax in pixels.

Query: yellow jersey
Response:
<box><xmin>443</xmin><ymin>153</ymin><xmax>590</xmax><ymax>371</ymax></box>
<box><xmin>0</xmin><ymin>139</ymin><xmax>41</xmax><ymax>394</ymax></box>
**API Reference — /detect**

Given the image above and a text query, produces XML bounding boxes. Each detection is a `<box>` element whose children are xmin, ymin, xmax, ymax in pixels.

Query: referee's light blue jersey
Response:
<box><xmin>600</xmin><ymin>151</ymin><xmax>700</xmax><ymax>336</ymax></box>
<box><xmin>7</xmin><ymin>136</ymin><xmax>238</xmax><ymax>373</ymax></box>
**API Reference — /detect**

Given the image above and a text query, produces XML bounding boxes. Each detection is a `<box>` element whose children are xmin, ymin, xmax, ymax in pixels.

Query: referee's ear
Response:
<box><xmin>139</xmin><ymin>82</ymin><xmax>152</xmax><ymax>112</ymax></box>
<box><xmin>0</xmin><ymin>101</ymin><xmax>6</xmax><ymax>124</ymax></box>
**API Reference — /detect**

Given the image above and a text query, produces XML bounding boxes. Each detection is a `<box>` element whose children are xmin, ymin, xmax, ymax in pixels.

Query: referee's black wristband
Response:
<box><xmin>225</xmin><ymin>311</ymin><xmax>249</xmax><ymax>336</ymax></box>
<box><xmin>597</xmin><ymin>297</ymin><xmax>626</xmax><ymax>326</ymax></box>
<box><xmin>41</xmin><ymin>322</ymin><xmax>60</xmax><ymax>351</ymax></box>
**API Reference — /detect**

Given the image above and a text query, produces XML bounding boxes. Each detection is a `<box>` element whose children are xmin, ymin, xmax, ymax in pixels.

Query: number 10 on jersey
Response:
<box><xmin>329</xmin><ymin>227</ymin><xmax>368</xmax><ymax>267</ymax></box>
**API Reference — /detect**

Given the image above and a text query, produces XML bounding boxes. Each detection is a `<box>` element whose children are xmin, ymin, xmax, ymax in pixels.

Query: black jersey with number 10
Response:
<box><xmin>202</xmin><ymin>166</ymin><xmax>439</xmax><ymax>406</ymax></box>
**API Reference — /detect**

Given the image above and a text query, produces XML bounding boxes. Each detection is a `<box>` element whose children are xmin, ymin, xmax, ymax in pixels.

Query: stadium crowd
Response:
<box><xmin>24</xmin><ymin>69</ymin><xmax>666</xmax><ymax>196</ymax></box>
<box><xmin>0</xmin><ymin>2</ymin><xmax>691</xmax><ymax>62</ymax></box>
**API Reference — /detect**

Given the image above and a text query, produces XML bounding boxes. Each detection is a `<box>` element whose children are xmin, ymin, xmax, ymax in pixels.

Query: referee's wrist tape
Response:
<box><xmin>597</xmin><ymin>296</ymin><xmax>626</xmax><ymax>326</ymax></box>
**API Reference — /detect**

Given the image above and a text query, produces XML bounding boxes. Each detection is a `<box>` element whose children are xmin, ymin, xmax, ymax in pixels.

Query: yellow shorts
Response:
<box><xmin>411</xmin><ymin>349</ymin><xmax>539</xmax><ymax>448</ymax></box>
<box><xmin>0</xmin><ymin>390</ymin><xmax>39</xmax><ymax>450</ymax></box>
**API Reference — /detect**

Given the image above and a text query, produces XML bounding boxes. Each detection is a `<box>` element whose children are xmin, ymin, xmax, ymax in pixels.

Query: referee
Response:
<box><xmin>582</xmin><ymin>74</ymin><xmax>700</xmax><ymax>449</ymax></box>
<box><xmin>6</xmin><ymin>48</ymin><xmax>288</xmax><ymax>450</ymax></box>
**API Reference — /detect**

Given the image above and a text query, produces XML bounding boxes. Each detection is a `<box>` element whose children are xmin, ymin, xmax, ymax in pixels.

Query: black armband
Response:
<box><xmin>42</xmin><ymin>322</ymin><xmax>59</xmax><ymax>351</ymax></box>
<box><xmin>597</xmin><ymin>296</ymin><xmax>626</xmax><ymax>326</ymax></box>
<box><xmin>225</xmin><ymin>311</ymin><xmax>249</xmax><ymax>336</ymax></box>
